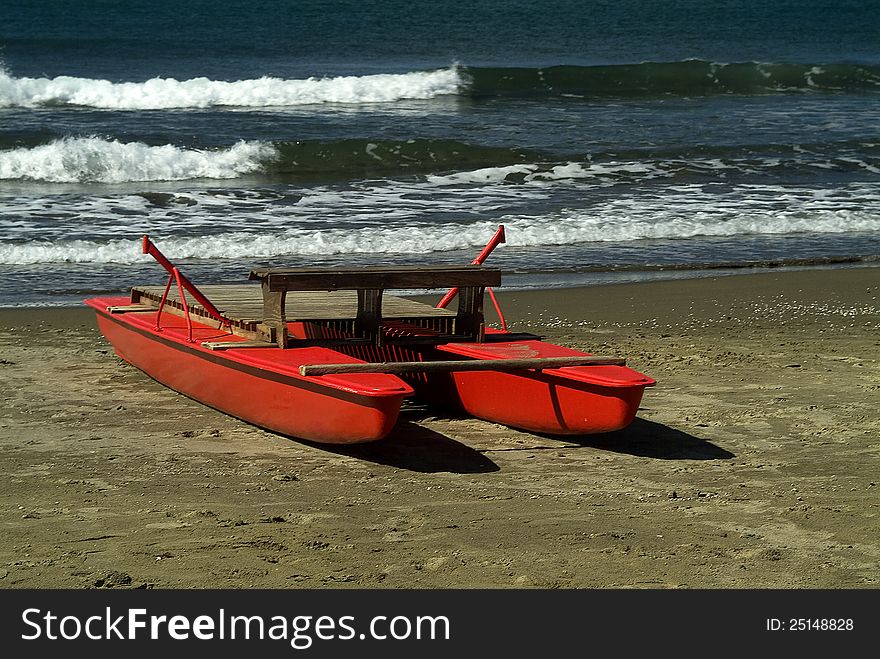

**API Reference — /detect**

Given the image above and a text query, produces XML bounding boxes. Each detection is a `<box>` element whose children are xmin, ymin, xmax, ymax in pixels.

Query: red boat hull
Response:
<box><xmin>86</xmin><ymin>298</ymin><xmax>411</xmax><ymax>444</ymax></box>
<box><xmin>418</xmin><ymin>370</ymin><xmax>647</xmax><ymax>435</ymax></box>
<box><xmin>417</xmin><ymin>333</ymin><xmax>654</xmax><ymax>435</ymax></box>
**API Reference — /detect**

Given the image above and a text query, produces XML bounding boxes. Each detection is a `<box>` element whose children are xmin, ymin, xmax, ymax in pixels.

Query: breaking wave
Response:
<box><xmin>4</xmin><ymin>136</ymin><xmax>879</xmax><ymax>184</ymax></box>
<box><xmin>1</xmin><ymin>60</ymin><xmax>878</xmax><ymax>110</ymax></box>
<box><xmin>0</xmin><ymin>67</ymin><xmax>461</xmax><ymax>109</ymax></box>
<box><xmin>0</xmin><ymin>137</ymin><xmax>276</xmax><ymax>183</ymax></box>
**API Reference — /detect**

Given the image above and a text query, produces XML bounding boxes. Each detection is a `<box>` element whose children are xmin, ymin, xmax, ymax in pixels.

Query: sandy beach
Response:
<box><xmin>0</xmin><ymin>266</ymin><xmax>878</xmax><ymax>589</ymax></box>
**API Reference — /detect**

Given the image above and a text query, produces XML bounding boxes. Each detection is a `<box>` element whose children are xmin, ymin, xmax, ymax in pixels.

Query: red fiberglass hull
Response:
<box><xmin>85</xmin><ymin>297</ymin><xmax>412</xmax><ymax>444</ymax></box>
<box><xmin>422</xmin><ymin>333</ymin><xmax>655</xmax><ymax>435</ymax></box>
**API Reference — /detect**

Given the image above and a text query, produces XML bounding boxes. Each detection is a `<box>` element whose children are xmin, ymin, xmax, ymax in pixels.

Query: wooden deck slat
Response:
<box><xmin>107</xmin><ymin>304</ymin><xmax>155</xmax><ymax>313</ymax></box>
<box><xmin>201</xmin><ymin>340</ymin><xmax>276</xmax><ymax>351</ymax></box>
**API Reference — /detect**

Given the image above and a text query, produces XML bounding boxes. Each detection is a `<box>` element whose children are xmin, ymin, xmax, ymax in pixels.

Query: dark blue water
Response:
<box><xmin>1</xmin><ymin>0</ymin><xmax>879</xmax><ymax>305</ymax></box>
<box><xmin>6</xmin><ymin>0</ymin><xmax>879</xmax><ymax>77</ymax></box>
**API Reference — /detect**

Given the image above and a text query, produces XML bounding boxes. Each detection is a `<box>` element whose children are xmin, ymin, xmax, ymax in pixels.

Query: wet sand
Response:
<box><xmin>0</xmin><ymin>267</ymin><xmax>878</xmax><ymax>588</ymax></box>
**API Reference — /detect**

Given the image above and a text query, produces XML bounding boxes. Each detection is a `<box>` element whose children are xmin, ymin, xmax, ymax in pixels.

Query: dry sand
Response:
<box><xmin>0</xmin><ymin>267</ymin><xmax>878</xmax><ymax>589</ymax></box>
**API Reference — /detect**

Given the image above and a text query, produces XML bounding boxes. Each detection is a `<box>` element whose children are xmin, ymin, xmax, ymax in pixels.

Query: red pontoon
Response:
<box><xmin>85</xmin><ymin>230</ymin><xmax>654</xmax><ymax>443</ymax></box>
<box><xmin>86</xmin><ymin>297</ymin><xmax>412</xmax><ymax>443</ymax></box>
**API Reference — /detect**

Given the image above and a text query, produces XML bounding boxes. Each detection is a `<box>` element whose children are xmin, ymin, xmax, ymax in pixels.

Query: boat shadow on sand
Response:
<box><xmin>305</xmin><ymin>419</ymin><xmax>501</xmax><ymax>474</ymax></box>
<box><xmin>310</xmin><ymin>414</ymin><xmax>732</xmax><ymax>474</ymax></box>
<box><xmin>542</xmin><ymin>417</ymin><xmax>735</xmax><ymax>461</ymax></box>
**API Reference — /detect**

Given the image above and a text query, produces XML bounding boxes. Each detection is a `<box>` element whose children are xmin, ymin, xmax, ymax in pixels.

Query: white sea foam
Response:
<box><xmin>499</xmin><ymin>207</ymin><xmax>880</xmax><ymax>246</ymax></box>
<box><xmin>2</xmin><ymin>174</ymin><xmax>878</xmax><ymax>266</ymax></box>
<box><xmin>0</xmin><ymin>137</ymin><xmax>277</xmax><ymax>183</ymax></box>
<box><xmin>426</xmin><ymin>154</ymin><xmax>880</xmax><ymax>187</ymax></box>
<box><xmin>0</xmin><ymin>67</ymin><xmax>462</xmax><ymax>109</ymax></box>
<box><xmin>2</xmin><ymin>193</ymin><xmax>878</xmax><ymax>265</ymax></box>
<box><xmin>426</xmin><ymin>161</ymin><xmax>671</xmax><ymax>186</ymax></box>
<box><xmin>0</xmin><ymin>226</ymin><xmax>506</xmax><ymax>265</ymax></box>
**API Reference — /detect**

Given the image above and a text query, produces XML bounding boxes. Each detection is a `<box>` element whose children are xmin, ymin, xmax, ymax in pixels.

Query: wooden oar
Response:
<box><xmin>299</xmin><ymin>355</ymin><xmax>625</xmax><ymax>376</ymax></box>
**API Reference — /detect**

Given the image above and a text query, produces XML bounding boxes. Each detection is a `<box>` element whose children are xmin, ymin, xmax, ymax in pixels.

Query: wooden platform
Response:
<box><xmin>124</xmin><ymin>264</ymin><xmax>500</xmax><ymax>348</ymax></box>
<box><xmin>132</xmin><ymin>284</ymin><xmax>454</xmax><ymax>323</ymax></box>
<box><xmin>127</xmin><ymin>283</ymin><xmax>458</xmax><ymax>345</ymax></box>
<box><xmin>249</xmin><ymin>264</ymin><xmax>499</xmax><ymax>347</ymax></box>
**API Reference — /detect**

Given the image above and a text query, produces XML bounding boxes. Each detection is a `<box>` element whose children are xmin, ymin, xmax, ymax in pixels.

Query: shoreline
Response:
<box><xmin>3</xmin><ymin>260</ymin><xmax>879</xmax><ymax>311</ymax></box>
<box><xmin>1</xmin><ymin>267</ymin><xmax>878</xmax><ymax>588</ymax></box>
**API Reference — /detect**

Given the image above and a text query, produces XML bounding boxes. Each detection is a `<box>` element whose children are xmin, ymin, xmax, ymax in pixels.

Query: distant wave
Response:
<box><xmin>0</xmin><ymin>137</ymin><xmax>276</xmax><ymax>182</ymax></box>
<box><xmin>0</xmin><ymin>136</ymin><xmax>528</xmax><ymax>183</ymax></box>
<box><xmin>0</xmin><ymin>67</ymin><xmax>461</xmax><ymax>109</ymax></box>
<box><xmin>269</xmin><ymin>139</ymin><xmax>531</xmax><ymax>177</ymax></box>
<box><xmin>462</xmin><ymin>60</ymin><xmax>880</xmax><ymax>97</ymax></box>
<box><xmin>2</xmin><ymin>60</ymin><xmax>877</xmax><ymax>109</ymax></box>
<box><xmin>4</xmin><ymin>135</ymin><xmax>879</xmax><ymax>184</ymax></box>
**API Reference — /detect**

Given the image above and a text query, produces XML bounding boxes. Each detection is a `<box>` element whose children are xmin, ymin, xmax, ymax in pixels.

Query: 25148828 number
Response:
<box><xmin>789</xmin><ymin>619</ymin><xmax>853</xmax><ymax>631</ymax></box>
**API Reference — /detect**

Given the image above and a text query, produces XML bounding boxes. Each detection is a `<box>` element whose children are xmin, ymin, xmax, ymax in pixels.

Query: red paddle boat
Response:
<box><xmin>85</xmin><ymin>227</ymin><xmax>654</xmax><ymax>443</ymax></box>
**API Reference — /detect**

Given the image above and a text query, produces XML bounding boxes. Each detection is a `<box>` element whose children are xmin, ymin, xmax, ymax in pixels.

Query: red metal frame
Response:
<box><xmin>154</xmin><ymin>271</ymin><xmax>175</xmax><ymax>332</ymax></box>
<box><xmin>436</xmin><ymin>225</ymin><xmax>506</xmax><ymax>308</ymax></box>
<box><xmin>142</xmin><ymin>235</ymin><xmax>229</xmax><ymax>327</ymax></box>
<box><xmin>173</xmin><ymin>267</ymin><xmax>195</xmax><ymax>342</ymax></box>
<box><xmin>486</xmin><ymin>287</ymin><xmax>507</xmax><ymax>332</ymax></box>
<box><xmin>436</xmin><ymin>224</ymin><xmax>508</xmax><ymax>330</ymax></box>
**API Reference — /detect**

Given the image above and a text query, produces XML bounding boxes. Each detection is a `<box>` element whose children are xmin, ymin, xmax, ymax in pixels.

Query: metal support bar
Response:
<box><xmin>155</xmin><ymin>272</ymin><xmax>175</xmax><ymax>331</ymax></box>
<box><xmin>486</xmin><ymin>286</ymin><xmax>507</xmax><ymax>332</ymax></box>
<box><xmin>173</xmin><ymin>267</ymin><xmax>194</xmax><ymax>342</ymax></box>
<box><xmin>437</xmin><ymin>224</ymin><xmax>506</xmax><ymax>309</ymax></box>
<box><xmin>142</xmin><ymin>235</ymin><xmax>229</xmax><ymax>325</ymax></box>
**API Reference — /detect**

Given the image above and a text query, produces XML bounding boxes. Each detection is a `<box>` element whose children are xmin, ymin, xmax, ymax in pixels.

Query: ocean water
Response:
<box><xmin>1</xmin><ymin>0</ymin><xmax>879</xmax><ymax>306</ymax></box>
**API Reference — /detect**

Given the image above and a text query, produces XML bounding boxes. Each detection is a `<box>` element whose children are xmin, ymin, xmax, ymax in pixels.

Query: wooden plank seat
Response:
<box><xmin>249</xmin><ymin>264</ymin><xmax>501</xmax><ymax>347</ymax></box>
<box><xmin>130</xmin><ymin>284</ymin><xmax>266</xmax><ymax>338</ymax></box>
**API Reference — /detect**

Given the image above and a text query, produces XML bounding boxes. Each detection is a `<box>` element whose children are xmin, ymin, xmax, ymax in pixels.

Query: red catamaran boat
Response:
<box><xmin>85</xmin><ymin>227</ymin><xmax>654</xmax><ymax>444</ymax></box>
